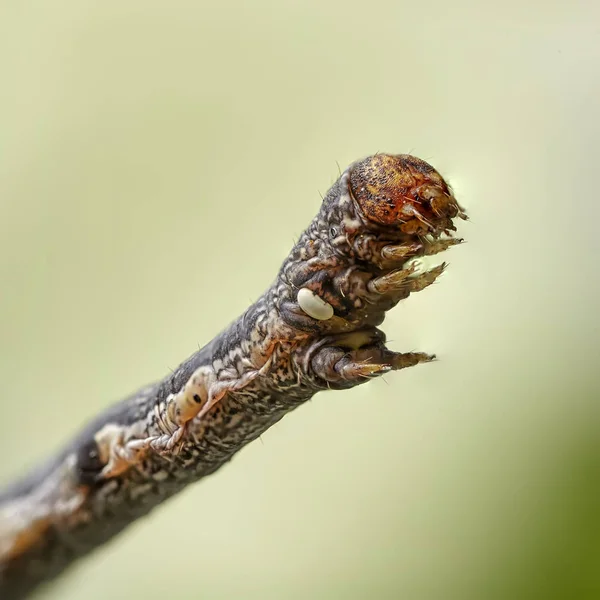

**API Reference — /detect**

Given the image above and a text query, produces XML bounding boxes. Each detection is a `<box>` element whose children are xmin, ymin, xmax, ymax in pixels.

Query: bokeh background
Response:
<box><xmin>1</xmin><ymin>1</ymin><xmax>599</xmax><ymax>598</ymax></box>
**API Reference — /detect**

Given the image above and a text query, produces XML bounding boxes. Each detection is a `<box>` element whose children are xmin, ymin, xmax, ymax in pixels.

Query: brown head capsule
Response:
<box><xmin>348</xmin><ymin>154</ymin><xmax>466</xmax><ymax>235</ymax></box>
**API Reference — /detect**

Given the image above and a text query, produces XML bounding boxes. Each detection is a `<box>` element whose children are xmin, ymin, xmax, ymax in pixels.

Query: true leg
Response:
<box><xmin>310</xmin><ymin>343</ymin><xmax>435</xmax><ymax>389</ymax></box>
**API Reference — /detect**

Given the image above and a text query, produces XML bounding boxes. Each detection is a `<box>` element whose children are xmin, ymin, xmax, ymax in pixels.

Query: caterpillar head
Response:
<box><xmin>348</xmin><ymin>154</ymin><xmax>467</xmax><ymax>236</ymax></box>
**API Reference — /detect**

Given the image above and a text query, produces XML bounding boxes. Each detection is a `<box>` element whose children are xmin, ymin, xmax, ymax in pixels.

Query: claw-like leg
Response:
<box><xmin>375</xmin><ymin>235</ymin><xmax>462</xmax><ymax>270</ymax></box>
<box><xmin>422</xmin><ymin>237</ymin><xmax>463</xmax><ymax>256</ymax></box>
<box><xmin>376</xmin><ymin>242</ymin><xmax>423</xmax><ymax>268</ymax></box>
<box><xmin>404</xmin><ymin>262</ymin><xmax>447</xmax><ymax>293</ymax></box>
<box><xmin>367</xmin><ymin>264</ymin><xmax>418</xmax><ymax>294</ymax></box>
<box><xmin>385</xmin><ymin>350</ymin><xmax>436</xmax><ymax>369</ymax></box>
<box><xmin>367</xmin><ymin>260</ymin><xmax>447</xmax><ymax>297</ymax></box>
<box><xmin>339</xmin><ymin>360</ymin><xmax>392</xmax><ymax>379</ymax></box>
<box><xmin>310</xmin><ymin>343</ymin><xmax>435</xmax><ymax>388</ymax></box>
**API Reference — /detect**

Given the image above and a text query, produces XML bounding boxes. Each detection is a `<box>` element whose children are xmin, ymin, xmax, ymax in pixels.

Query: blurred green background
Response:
<box><xmin>1</xmin><ymin>1</ymin><xmax>599</xmax><ymax>598</ymax></box>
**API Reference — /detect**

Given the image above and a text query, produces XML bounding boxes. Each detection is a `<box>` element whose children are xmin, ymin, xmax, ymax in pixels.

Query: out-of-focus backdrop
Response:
<box><xmin>1</xmin><ymin>2</ymin><xmax>599</xmax><ymax>599</ymax></box>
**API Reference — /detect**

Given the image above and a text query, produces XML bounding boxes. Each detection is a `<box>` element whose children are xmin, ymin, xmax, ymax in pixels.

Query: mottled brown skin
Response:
<box><xmin>0</xmin><ymin>154</ymin><xmax>467</xmax><ymax>600</ymax></box>
<box><xmin>350</xmin><ymin>153</ymin><xmax>464</xmax><ymax>231</ymax></box>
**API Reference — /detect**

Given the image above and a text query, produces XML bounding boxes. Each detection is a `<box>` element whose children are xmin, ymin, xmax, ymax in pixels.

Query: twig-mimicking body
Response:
<box><xmin>0</xmin><ymin>153</ymin><xmax>467</xmax><ymax>599</ymax></box>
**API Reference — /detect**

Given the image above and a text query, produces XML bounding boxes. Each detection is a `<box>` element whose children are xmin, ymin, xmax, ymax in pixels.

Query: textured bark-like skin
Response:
<box><xmin>0</xmin><ymin>154</ymin><xmax>466</xmax><ymax>599</ymax></box>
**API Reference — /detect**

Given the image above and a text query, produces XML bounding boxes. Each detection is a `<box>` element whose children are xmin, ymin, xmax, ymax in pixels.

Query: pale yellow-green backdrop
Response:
<box><xmin>1</xmin><ymin>1</ymin><xmax>599</xmax><ymax>599</ymax></box>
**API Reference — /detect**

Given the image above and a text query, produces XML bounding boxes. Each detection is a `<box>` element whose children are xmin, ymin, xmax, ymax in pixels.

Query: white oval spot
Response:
<box><xmin>297</xmin><ymin>287</ymin><xmax>334</xmax><ymax>321</ymax></box>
